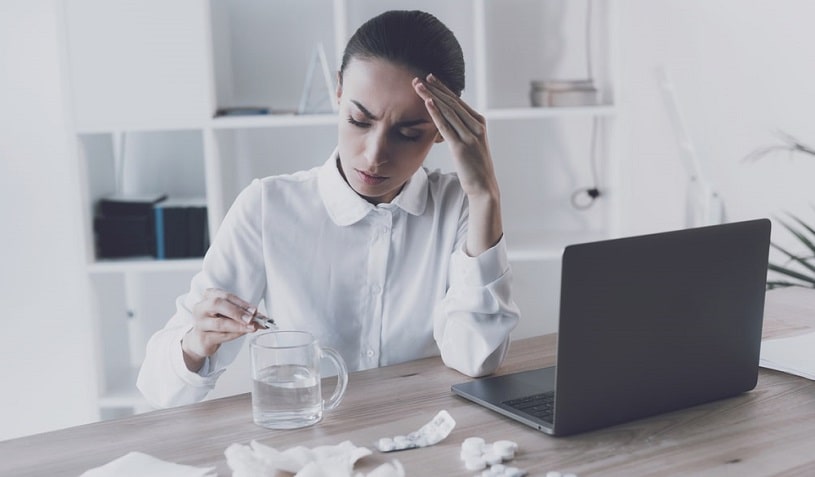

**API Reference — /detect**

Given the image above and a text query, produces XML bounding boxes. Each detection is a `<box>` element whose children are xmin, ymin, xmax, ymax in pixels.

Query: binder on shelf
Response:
<box><xmin>154</xmin><ymin>198</ymin><xmax>209</xmax><ymax>259</ymax></box>
<box><xmin>94</xmin><ymin>194</ymin><xmax>167</xmax><ymax>259</ymax></box>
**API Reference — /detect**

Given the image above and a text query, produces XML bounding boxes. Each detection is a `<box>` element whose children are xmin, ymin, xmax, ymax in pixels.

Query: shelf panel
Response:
<box><xmin>486</xmin><ymin>105</ymin><xmax>616</xmax><ymax>121</ymax></box>
<box><xmin>75</xmin><ymin>121</ymin><xmax>206</xmax><ymax>135</ymax></box>
<box><xmin>210</xmin><ymin>113</ymin><xmax>337</xmax><ymax>129</ymax></box>
<box><xmin>88</xmin><ymin>257</ymin><xmax>203</xmax><ymax>274</ymax></box>
<box><xmin>507</xmin><ymin>229</ymin><xmax>610</xmax><ymax>262</ymax></box>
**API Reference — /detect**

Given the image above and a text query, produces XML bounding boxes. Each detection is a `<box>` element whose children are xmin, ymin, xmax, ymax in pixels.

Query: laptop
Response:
<box><xmin>452</xmin><ymin>219</ymin><xmax>771</xmax><ymax>436</ymax></box>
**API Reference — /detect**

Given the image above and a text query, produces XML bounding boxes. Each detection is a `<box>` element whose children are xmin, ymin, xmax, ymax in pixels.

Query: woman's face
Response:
<box><xmin>336</xmin><ymin>58</ymin><xmax>441</xmax><ymax>204</ymax></box>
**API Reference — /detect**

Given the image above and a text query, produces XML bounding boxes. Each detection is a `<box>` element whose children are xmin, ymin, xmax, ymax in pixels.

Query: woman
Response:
<box><xmin>138</xmin><ymin>10</ymin><xmax>520</xmax><ymax>408</ymax></box>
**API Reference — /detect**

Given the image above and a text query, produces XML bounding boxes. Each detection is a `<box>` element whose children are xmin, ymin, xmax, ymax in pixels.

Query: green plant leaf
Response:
<box><xmin>768</xmin><ymin>262</ymin><xmax>815</xmax><ymax>286</ymax></box>
<box><xmin>777</xmin><ymin>215</ymin><xmax>815</xmax><ymax>258</ymax></box>
<box><xmin>770</xmin><ymin>242</ymin><xmax>815</xmax><ymax>275</ymax></box>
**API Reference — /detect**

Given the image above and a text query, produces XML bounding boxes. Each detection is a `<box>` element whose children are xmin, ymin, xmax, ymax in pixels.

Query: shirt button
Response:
<box><xmin>371</xmin><ymin>284</ymin><xmax>382</xmax><ymax>294</ymax></box>
<box><xmin>366</xmin><ymin>349</ymin><xmax>375</xmax><ymax>357</ymax></box>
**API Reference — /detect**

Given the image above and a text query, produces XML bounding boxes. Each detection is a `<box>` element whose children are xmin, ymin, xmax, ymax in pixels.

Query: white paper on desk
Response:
<box><xmin>760</xmin><ymin>331</ymin><xmax>815</xmax><ymax>380</ymax></box>
<box><xmin>79</xmin><ymin>451</ymin><xmax>216</xmax><ymax>477</ymax></box>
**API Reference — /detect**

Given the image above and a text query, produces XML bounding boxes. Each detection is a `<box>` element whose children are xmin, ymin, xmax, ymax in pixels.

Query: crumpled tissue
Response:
<box><xmin>225</xmin><ymin>440</ymin><xmax>404</xmax><ymax>477</ymax></box>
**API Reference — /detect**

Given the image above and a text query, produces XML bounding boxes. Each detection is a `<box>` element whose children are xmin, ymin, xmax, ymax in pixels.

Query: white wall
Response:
<box><xmin>616</xmin><ymin>1</ymin><xmax>815</xmax><ymax>242</ymax></box>
<box><xmin>0</xmin><ymin>0</ymin><xmax>98</xmax><ymax>439</ymax></box>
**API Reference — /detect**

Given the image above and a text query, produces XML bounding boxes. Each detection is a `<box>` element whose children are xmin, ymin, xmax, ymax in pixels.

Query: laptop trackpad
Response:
<box><xmin>452</xmin><ymin>366</ymin><xmax>556</xmax><ymax>405</ymax></box>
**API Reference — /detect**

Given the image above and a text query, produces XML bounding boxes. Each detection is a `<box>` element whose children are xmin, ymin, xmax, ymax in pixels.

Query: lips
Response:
<box><xmin>356</xmin><ymin>169</ymin><xmax>388</xmax><ymax>186</ymax></box>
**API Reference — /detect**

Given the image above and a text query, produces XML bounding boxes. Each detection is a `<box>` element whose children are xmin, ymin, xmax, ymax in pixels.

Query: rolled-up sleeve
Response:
<box><xmin>433</xmin><ymin>236</ymin><xmax>520</xmax><ymax>377</ymax></box>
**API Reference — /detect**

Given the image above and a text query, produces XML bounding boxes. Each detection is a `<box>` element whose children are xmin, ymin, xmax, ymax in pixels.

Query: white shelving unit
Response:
<box><xmin>61</xmin><ymin>0</ymin><xmax>618</xmax><ymax>419</ymax></box>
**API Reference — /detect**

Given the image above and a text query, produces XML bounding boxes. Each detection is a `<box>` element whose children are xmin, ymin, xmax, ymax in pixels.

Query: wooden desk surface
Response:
<box><xmin>3</xmin><ymin>288</ymin><xmax>815</xmax><ymax>476</ymax></box>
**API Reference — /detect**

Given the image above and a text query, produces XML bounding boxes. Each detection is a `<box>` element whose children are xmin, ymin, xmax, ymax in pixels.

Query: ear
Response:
<box><xmin>335</xmin><ymin>71</ymin><xmax>343</xmax><ymax>104</ymax></box>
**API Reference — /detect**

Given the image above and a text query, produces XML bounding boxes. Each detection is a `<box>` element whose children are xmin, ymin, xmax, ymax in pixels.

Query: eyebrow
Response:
<box><xmin>350</xmin><ymin>100</ymin><xmax>430</xmax><ymax>128</ymax></box>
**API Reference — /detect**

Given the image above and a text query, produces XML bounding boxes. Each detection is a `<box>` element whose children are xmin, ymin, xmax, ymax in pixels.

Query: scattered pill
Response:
<box><xmin>461</xmin><ymin>437</ymin><xmax>526</xmax><ymax>476</ymax></box>
<box><xmin>376</xmin><ymin>438</ymin><xmax>394</xmax><ymax>452</ymax></box>
<box><xmin>465</xmin><ymin>456</ymin><xmax>488</xmax><ymax>471</ymax></box>
<box><xmin>484</xmin><ymin>451</ymin><xmax>503</xmax><ymax>465</ymax></box>
<box><xmin>462</xmin><ymin>437</ymin><xmax>486</xmax><ymax>454</ymax></box>
<box><xmin>493</xmin><ymin>440</ymin><xmax>519</xmax><ymax>456</ymax></box>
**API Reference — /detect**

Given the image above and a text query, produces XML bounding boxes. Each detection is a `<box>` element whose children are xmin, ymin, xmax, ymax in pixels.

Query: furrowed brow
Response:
<box><xmin>350</xmin><ymin>100</ymin><xmax>378</xmax><ymax>120</ymax></box>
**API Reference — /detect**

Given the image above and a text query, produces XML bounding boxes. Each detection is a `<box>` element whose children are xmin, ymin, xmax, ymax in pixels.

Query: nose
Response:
<box><xmin>364</xmin><ymin>130</ymin><xmax>389</xmax><ymax>167</ymax></box>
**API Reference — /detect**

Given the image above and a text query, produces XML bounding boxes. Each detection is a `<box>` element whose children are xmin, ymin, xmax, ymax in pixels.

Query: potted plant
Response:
<box><xmin>747</xmin><ymin>133</ymin><xmax>815</xmax><ymax>288</ymax></box>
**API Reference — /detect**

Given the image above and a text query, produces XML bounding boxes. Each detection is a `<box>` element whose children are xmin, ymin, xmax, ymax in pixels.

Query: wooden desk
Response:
<box><xmin>3</xmin><ymin>288</ymin><xmax>815</xmax><ymax>476</ymax></box>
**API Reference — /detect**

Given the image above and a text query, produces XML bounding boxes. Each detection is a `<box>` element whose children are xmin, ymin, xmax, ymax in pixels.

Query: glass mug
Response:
<box><xmin>250</xmin><ymin>331</ymin><xmax>348</xmax><ymax>429</ymax></box>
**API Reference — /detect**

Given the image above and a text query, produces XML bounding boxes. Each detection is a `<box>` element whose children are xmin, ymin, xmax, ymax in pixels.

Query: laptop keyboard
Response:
<box><xmin>503</xmin><ymin>391</ymin><xmax>555</xmax><ymax>422</ymax></box>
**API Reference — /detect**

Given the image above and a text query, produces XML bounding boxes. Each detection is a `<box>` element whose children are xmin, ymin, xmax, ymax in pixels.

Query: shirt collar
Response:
<box><xmin>318</xmin><ymin>149</ymin><xmax>429</xmax><ymax>226</ymax></box>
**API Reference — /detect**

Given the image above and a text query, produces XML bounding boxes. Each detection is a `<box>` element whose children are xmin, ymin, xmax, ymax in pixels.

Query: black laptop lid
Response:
<box><xmin>552</xmin><ymin>219</ymin><xmax>771</xmax><ymax>436</ymax></box>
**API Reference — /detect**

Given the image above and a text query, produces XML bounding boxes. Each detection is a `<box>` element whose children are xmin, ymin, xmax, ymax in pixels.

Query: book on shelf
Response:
<box><xmin>94</xmin><ymin>194</ymin><xmax>167</xmax><ymax>259</ymax></box>
<box><xmin>154</xmin><ymin>198</ymin><xmax>209</xmax><ymax>260</ymax></box>
<box><xmin>93</xmin><ymin>194</ymin><xmax>208</xmax><ymax>261</ymax></box>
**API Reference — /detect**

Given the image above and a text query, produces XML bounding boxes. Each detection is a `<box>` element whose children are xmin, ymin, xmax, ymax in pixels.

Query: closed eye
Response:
<box><xmin>347</xmin><ymin>116</ymin><xmax>371</xmax><ymax>128</ymax></box>
<box><xmin>397</xmin><ymin>129</ymin><xmax>421</xmax><ymax>142</ymax></box>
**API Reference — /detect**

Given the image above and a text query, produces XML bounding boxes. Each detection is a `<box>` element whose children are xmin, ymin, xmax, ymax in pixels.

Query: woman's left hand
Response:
<box><xmin>413</xmin><ymin>74</ymin><xmax>503</xmax><ymax>256</ymax></box>
<box><xmin>413</xmin><ymin>74</ymin><xmax>499</xmax><ymax>200</ymax></box>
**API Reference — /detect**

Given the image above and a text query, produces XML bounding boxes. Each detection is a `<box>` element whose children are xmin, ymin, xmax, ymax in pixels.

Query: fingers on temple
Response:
<box><xmin>418</xmin><ymin>76</ymin><xmax>484</xmax><ymax>137</ymax></box>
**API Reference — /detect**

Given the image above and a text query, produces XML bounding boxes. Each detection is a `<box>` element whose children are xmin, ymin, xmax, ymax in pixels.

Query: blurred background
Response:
<box><xmin>2</xmin><ymin>0</ymin><xmax>814</xmax><ymax>440</ymax></box>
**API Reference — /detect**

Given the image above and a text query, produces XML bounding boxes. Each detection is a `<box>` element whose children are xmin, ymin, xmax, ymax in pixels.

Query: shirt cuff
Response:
<box><xmin>450</xmin><ymin>235</ymin><xmax>509</xmax><ymax>287</ymax></box>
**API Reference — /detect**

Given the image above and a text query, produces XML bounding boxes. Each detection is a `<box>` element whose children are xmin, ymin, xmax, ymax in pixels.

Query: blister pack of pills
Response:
<box><xmin>374</xmin><ymin>410</ymin><xmax>456</xmax><ymax>452</ymax></box>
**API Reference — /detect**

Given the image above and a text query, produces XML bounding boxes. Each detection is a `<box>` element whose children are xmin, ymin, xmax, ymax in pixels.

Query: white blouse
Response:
<box><xmin>137</xmin><ymin>151</ymin><xmax>520</xmax><ymax>408</ymax></box>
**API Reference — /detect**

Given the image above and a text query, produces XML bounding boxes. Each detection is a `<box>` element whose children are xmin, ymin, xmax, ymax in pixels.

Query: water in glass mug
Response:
<box><xmin>252</xmin><ymin>364</ymin><xmax>321</xmax><ymax>429</ymax></box>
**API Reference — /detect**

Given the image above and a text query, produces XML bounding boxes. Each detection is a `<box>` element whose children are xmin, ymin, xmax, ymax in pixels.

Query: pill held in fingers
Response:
<box><xmin>252</xmin><ymin>315</ymin><xmax>276</xmax><ymax>329</ymax></box>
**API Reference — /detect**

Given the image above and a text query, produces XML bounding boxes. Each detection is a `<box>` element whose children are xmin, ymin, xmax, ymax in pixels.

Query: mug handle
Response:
<box><xmin>320</xmin><ymin>346</ymin><xmax>348</xmax><ymax>411</ymax></box>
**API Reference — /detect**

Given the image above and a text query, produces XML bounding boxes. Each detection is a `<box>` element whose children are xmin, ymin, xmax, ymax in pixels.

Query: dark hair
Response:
<box><xmin>339</xmin><ymin>10</ymin><xmax>465</xmax><ymax>96</ymax></box>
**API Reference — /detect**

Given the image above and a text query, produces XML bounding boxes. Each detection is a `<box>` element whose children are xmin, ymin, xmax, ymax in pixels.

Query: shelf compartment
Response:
<box><xmin>483</xmin><ymin>0</ymin><xmax>613</xmax><ymax>110</ymax></box>
<box><xmin>78</xmin><ymin>130</ymin><xmax>208</xmax><ymax>263</ymax></box>
<box><xmin>209</xmin><ymin>0</ymin><xmax>339</xmax><ymax>115</ymax></box>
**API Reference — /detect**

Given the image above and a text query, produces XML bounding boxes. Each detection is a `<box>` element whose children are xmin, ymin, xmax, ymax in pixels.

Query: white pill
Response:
<box><xmin>461</xmin><ymin>450</ymin><xmax>481</xmax><ymax>461</ymax></box>
<box><xmin>484</xmin><ymin>451</ymin><xmax>503</xmax><ymax>465</ymax></box>
<box><xmin>491</xmin><ymin>464</ymin><xmax>507</xmax><ymax>473</ymax></box>
<box><xmin>503</xmin><ymin>467</ymin><xmax>527</xmax><ymax>477</ymax></box>
<box><xmin>465</xmin><ymin>456</ymin><xmax>488</xmax><ymax>471</ymax></box>
<box><xmin>546</xmin><ymin>472</ymin><xmax>563</xmax><ymax>477</ymax></box>
<box><xmin>376</xmin><ymin>437</ymin><xmax>395</xmax><ymax>452</ymax></box>
<box><xmin>462</xmin><ymin>437</ymin><xmax>486</xmax><ymax>453</ymax></box>
<box><xmin>495</xmin><ymin>449</ymin><xmax>515</xmax><ymax>461</ymax></box>
<box><xmin>493</xmin><ymin>440</ymin><xmax>519</xmax><ymax>454</ymax></box>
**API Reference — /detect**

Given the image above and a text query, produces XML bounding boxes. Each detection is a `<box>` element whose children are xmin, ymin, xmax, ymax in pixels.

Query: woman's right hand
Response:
<box><xmin>181</xmin><ymin>288</ymin><xmax>265</xmax><ymax>372</ymax></box>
